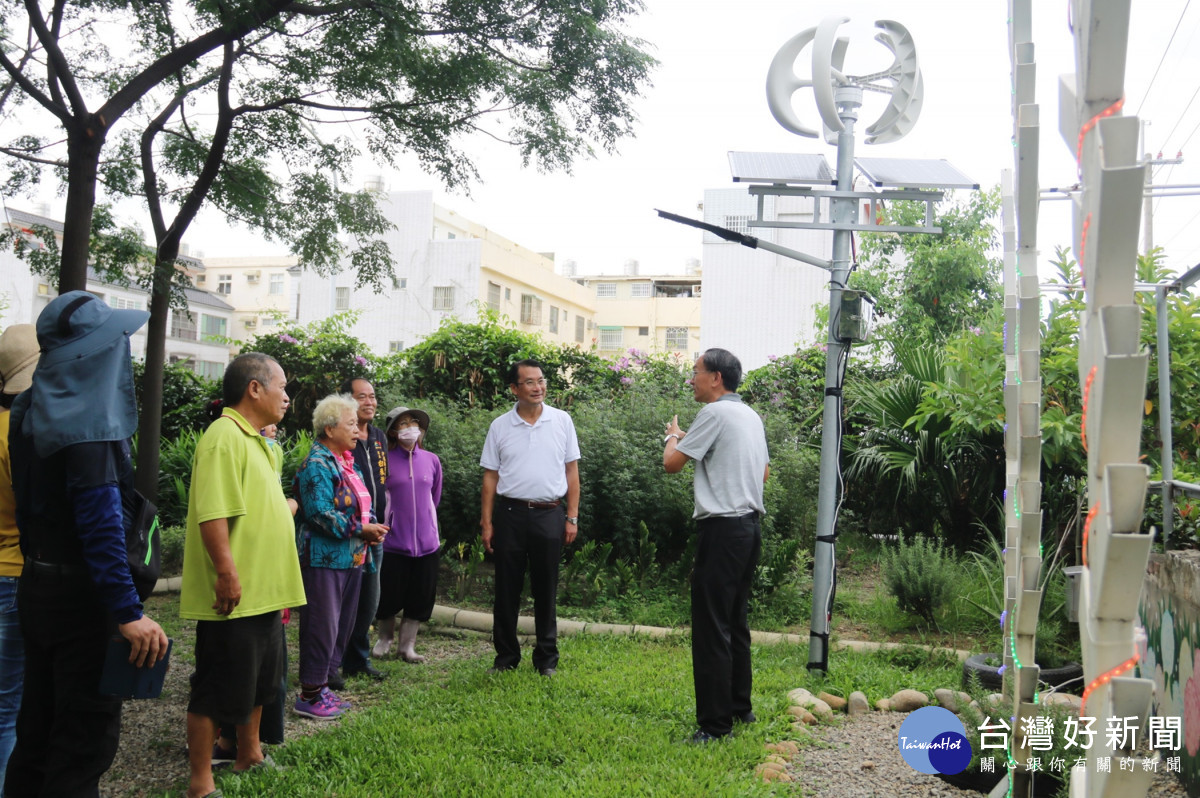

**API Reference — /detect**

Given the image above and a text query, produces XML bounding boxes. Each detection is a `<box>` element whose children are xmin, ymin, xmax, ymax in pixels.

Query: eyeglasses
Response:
<box><xmin>516</xmin><ymin>378</ymin><xmax>547</xmax><ymax>388</ymax></box>
<box><xmin>691</xmin><ymin>369</ymin><xmax>712</xmax><ymax>377</ymax></box>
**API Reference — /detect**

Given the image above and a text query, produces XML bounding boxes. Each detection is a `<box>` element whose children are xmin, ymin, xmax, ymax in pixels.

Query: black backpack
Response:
<box><xmin>121</xmin><ymin>488</ymin><xmax>162</xmax><ymax>601</ymax></box>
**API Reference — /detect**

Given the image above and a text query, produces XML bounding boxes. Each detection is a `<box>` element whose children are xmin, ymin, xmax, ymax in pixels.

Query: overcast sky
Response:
<box><xmin>345</xmin><ymin>0</ymin><xmax>1197</xmax><ymax>278</ymax></box>
<box><xmin>22</xmin><ymin>1</ymin><xmax>1200</xmax><ymax>279</ymax></box>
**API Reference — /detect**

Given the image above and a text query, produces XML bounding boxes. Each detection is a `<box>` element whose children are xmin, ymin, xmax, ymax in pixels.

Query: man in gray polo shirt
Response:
<box><xmin>663</xmin><ymin>348</ymin><xmax>769</xmax><ymax>743</ymax></box>
<box><xmin>480</xmin><ymin>359</ymin><xmax>580</xmax><ymax>676</ymax></box>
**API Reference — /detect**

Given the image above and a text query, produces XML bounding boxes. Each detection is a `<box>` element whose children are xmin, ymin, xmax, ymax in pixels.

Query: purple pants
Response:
<box><xmin>298</xmin><ymin>564</ymin><xmax>363</xmax><ymax>686</ymax></box>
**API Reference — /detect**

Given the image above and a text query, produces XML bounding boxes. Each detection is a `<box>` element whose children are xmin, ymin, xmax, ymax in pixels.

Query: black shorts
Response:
<box><xmin>188</xmin><ymin>610</ymin><xmax>284</xmax><ymax>726</ymax></box>
<box><xmin>376</xmin><ymin>550</ymin><xmax>439</xmax><ymax>622</ymax></box>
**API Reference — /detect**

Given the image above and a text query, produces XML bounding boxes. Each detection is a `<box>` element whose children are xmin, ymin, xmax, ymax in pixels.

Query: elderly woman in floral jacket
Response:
<box><xmin>293</xmin><ymin>394</ymin><xmax>389</xmax><ymax>720</ymax></box>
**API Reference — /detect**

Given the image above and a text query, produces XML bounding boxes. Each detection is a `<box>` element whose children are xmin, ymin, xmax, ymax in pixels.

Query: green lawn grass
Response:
<box><xmin>211</xmin><ymin>632</ymin><xmax>961</xmax><ymax>798</ymax></box>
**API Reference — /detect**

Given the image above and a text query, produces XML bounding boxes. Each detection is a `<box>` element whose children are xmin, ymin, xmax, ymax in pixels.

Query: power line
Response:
<box><xmin>1160</xmin><ymin>82</ymin><xmax>1200</xmax><ymax>153</ymax></box>
<box><xmin>1176</xmin><ymin>112</ymin><xmax>1200</xmax><ymax>156</ymax></box>
<box><xmin>1136</xmin><ymin>0</ymin><xmax>1193</xmax><ymax>117</ymax></box>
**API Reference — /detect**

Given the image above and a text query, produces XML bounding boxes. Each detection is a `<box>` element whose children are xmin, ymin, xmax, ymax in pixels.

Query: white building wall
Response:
<box><xmin>1</xmin><ymin>207</ymin><xmax>232</xmax><ymax>373</ymax></box>
<box><xmin>700</xmin><ymin>189</ymin><xmax>833</xmax><ymax>371</ymax></box>
<box><xmin>294</xmin><ymin>190</ymin><xmax>593</xmax><ymax>355</ymax></box>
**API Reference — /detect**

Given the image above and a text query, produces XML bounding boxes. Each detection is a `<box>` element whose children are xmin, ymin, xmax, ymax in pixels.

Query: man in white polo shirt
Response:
<box><xmin>480</xmin><ymin>359</ymin><xmax>580</xmax><ymax>676</ymax></box>
<box><xmin>663</xmin><ymin>348</ymin><xmax>769</xmax><ymax>743</ymax></box>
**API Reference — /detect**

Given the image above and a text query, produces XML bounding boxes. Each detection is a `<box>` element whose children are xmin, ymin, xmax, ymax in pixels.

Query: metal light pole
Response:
<box><xmin>661</xmin><ymin>17</ymin><xmax>974</xmax><ymax>672</ymax></box>
<box><xmin>808</xmin><ymin>86</ymin><xmax>861</xmax><ymax>672</ymax></box>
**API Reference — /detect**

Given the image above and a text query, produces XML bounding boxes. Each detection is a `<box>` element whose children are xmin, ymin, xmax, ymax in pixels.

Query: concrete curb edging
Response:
<box><xmin>152</xmin><ymin>578</ymin><xmax>970</xmax><ymax>661</ymax></box>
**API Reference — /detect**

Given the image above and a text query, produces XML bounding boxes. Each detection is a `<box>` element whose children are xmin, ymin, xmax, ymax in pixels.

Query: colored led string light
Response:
<box><xmin>1079</xmin><ymin>213</ymin><xmax>1092</xmax><ymax>291</ymax></box>
<box><xmin>1081</xmin><ymin>365</ymin><xmax>1097</xmax><ymax>452</ymax></box>
<box><xmin>1076</xmin><ymin>97</ymin><xmax>1125</xmax><ymax>174</ymax></box>
<box><xmin>1079</xmin><ymin>652</ymin><xmax>1139</xmax><ymax>720</ymax></box>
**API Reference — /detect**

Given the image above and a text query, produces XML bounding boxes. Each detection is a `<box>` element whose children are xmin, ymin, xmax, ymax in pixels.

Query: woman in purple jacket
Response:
<box><xmin>372</xmin><ymin>406</ymin><xmax>442</xmax><ymax>663</ymax></box>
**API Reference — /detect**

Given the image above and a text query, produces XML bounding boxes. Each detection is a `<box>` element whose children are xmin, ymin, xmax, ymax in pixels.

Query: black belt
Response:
<box><xmin>499</xmin><ymin>496</ymin><xmax>562</xmax><ymax>510</ymax></box>
<box><xmin>24</xmin><ymin>557</ymin><xmax>87</xmax><ymax>578</ymax></box>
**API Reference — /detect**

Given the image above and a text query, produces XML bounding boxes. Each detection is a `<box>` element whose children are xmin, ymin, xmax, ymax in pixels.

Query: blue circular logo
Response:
<box><xmin>897</xmin><ymin>706</ymin><xmax>972</xmax><ymax>775</ymax></box>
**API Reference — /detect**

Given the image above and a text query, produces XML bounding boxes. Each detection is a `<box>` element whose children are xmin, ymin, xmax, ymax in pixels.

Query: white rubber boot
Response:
<box><xmin>372</xmin><ymin>616</ymin><xmax>395</xmax><ymax>658</ymax></box>
<box><xmin>398</xmin><ymin>617</ymin><xmax>426</xmax><ymax>663</ymax></box>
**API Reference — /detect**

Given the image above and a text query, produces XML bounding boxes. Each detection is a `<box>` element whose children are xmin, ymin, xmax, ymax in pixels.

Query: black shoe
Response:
<box><xmin>688</xmin><ymin>729</ymin><xmax>725</xmax><ymax>744</ymax></box>
<box><xmin>346</xmin><ymin>665</ymin><xmax>387</xmax><ymax>682</ymax></box>
<box><xmin>487</xmin><ymin>665</ymin><xmax>516</xmax><ymax>675</ymax></box>
<box><xmin>736</xmin><ymin>711</ymin><xmax>756</xmax><ymax>724</ymax></box>
<box><xmin>326</xmin><ymin>673</ymin><xmax>346</xmax><ymax>691</ymax></box>
<box><xmin>211</xmin><ymin>742</ymin><xmax>237</xmax><ymax>769</ymax></box>
<box><xmin>539</xmin><ymin>668</ymin><xmax>556</xmax><ymax>677</ymax></box>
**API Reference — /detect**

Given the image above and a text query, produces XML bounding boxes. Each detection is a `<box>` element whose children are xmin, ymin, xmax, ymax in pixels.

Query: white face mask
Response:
<box><xmin>396</xmin><ymin>427</ymin><xmax>421</xmax><ymax>447</ymax></box>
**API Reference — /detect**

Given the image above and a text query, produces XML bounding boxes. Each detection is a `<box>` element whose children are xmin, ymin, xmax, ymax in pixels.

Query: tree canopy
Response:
<box><xmin>1</xmin><ymin>0</ymin><xmax>655</xmax><ymax>496</ymax></box>
<box><xmin>851</xmin><ymin>188</ymin><xmax>1002</xmax><ymax>346</ymax></box>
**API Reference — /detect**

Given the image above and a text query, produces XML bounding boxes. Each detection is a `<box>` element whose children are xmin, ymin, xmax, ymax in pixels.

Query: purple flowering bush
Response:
<box><xmin>248</xmin><ymin>312</ymin><xmax>379</xmax><ymax>436</ymax></box>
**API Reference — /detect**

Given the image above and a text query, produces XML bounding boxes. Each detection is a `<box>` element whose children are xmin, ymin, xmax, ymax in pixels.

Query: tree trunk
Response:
<box><xmin>135</xmin><ymin>261</ymin><xmax>172</xmax><ymax>499</ymax></box>
<box><xmin>58</xmin><ymin>117</ymin><xmax>106</xmax><ymax>292</ymax></box>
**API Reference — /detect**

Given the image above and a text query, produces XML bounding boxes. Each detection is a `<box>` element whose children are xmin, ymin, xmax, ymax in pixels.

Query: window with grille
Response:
<box><xmin>665</xmin><ymin>327</ymin><xmax>688</xmax><ymax>350</ymax></box>
<box><xmin>575</xmin><ymin>316</ymin><xmax>585</xmax><ymax>343</ymax></box>
<box><xmin>389</xmin><ymin>341</ymin><xmax>405</xmax><ymax>353</ymax></box>
<box><xmin>269</xmin><ymin>273</ymin><xmax>284</xmax><ymax>295</ymax></box>
<box><xmin>392</xmin><ymin>276</ymin><xmax>407</xmax><ymax>290</ymax></box>
<box><xmin>596</xmin><ymin>282</ymin><xmax>616</xmax><ymax>298</ymax></box>
<box><xmin>200</xmin><ymin>315</ymin><xmax>227</xmax><ymax>339</ymax></box>
<box><xmin>638</xmin><ymin>326</ymin><xmax>649</xmax><ymax>336</ymax></box>
<box><xmin>487</xmin><ymin>282</ymin><xmax>501</xmax><ymax>310</ymax></box>
<box><xmin>630</xmin><ymin>282</ymin><xmax>651</xmax><ymax>298</ymax></box>
<box><xmin>217</xmin><ymin>274</ymin><xmax>232</xmax><ymax>295</ymax></box>
<box><xmin>111</xmin><ymin>296</ymin><xmax>142</xmax><ymax>311</ymax></box>
<box><xmin>433</xmin><ymin>286</ymin><xmax>455</xmax><ymax>311</ymax></box>
<box><xmin>723</xmin><ymin>215</ymin><xmax>751</xmax><ymax>234</ymax></box>
<box><xmin>520</xmin><ymin>294</ymin><xmax>542</xmax><ymax>325</ymax></box>
<box><xmin>549</xmin><ymin>306</ymin><xmax>559</xmax><ymax>333</ymax></box>
<box><xmin>197</xmin><ymin>361</ymin><xmax>225</xmax><ymax>380</ymax></box>
<box><xmin>598</xmin><ymin>327</ymin><xmax>623</xmax><ymax>350</ymax></box>
<box><xmin>170</xmin><ymin>311</ymin><xmax>198</xmax><ymax>341</ymax></box>
<box><xmin>335</xmin><ymin>287</ymin><xmax>350</xmax><ymax>310</ymax></box>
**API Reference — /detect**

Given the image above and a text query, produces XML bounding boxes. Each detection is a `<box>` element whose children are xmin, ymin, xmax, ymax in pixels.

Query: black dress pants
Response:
<box><xmin>5</xmin><ymin>568</ymin><xmax>122</xmax><ymax>798</ymax></box>
<box><xmin>491</xmin><ymin>501</ymin><xmax>563</xmax><ymax>671</ymax></box>
<box><xmin>691</xmin><ymin>513</ymin><xmax>762</xmax><ymax>737</ymax></box>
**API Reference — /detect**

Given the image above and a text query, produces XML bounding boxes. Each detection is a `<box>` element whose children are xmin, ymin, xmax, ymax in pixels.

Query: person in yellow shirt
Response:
<box><xmin>180</xmin><ymin>353</ymin><xmax>306</xmax><ymax>798</ymax></box>
<box><xmin>0</xmin><ymin>324</ymin><xmax>39</xmax><ymax>785</ymax></box>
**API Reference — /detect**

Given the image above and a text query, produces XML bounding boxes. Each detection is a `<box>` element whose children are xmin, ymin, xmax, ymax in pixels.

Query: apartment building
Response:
<box><xmin>194</xmin><ymin>255</ymin><xmax>300</xmax><ymax>341</ymax></box>
<box><xmin>571</xmin><ymin>261</ymin><xmax>702</xmax><ymax>359</ymax></box>
<box><xmin>0</xmin><ymin>206</ymin><xmax>233</xmax><ymax>374</ymax></box>
<box><xmin>292</xmin><ymin>190</ymin><xmax>594</xmax><ymax>355</ymax></box>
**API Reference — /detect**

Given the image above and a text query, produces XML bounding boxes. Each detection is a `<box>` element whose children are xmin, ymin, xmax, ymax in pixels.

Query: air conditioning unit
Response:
<box><xmin>244</xmin><ymin>318</ymin><xmax>257</xmax><ymax>329</ymax></box>
<box><xmin>246</xmin><ymin>271</ymin><xmax>261</xmax><ymax>283</ymax></box>
<box><xmin>692</xmin><ymin>284</ymin><xmax>703</xmax><ymax>297</ymax></box>
<box><xmin>195</xmin><ymin>275</ymin><xmax>206</xmax><ymax>285</ymax></box>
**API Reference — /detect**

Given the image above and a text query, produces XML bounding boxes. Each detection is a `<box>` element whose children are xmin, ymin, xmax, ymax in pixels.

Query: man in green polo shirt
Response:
<box><xmin>181</xmin><ymin>353</ymin><xmax>306</xmax><ymax>798</ymax></box>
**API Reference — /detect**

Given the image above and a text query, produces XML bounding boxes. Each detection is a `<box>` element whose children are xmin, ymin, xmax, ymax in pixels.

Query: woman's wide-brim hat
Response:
<box><xmin>384</xmin><ymin>405</ymin><xmax>431</xmax><ymax>432</ymax></box>
<box><xmin>36</xmin><ymin>291</ymin><xmax>149</xmax><ymax>367</ymax></box>
<box><xmin>0</xmin><ymin>324</ymin><xmax>40</xmax><ymax>395</ymax></box>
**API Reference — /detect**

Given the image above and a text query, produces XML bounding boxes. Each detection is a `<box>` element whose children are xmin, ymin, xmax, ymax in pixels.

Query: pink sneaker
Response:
<box><xmin>293</xmin><ymin>689</ymin><xmax>344</xmax><ymax>720</ymax></box>
<box><xmin>323</xmin><ymin>687</ymin><xmax>351</xmax><ymax>709</ymax></box>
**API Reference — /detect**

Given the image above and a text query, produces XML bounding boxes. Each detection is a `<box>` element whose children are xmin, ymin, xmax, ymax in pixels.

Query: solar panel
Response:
<box><xmin>853</xmin><ymin>158</ymin><xmax>978</xmax><ymax>189</ymax></box>
<box><xmin>727</xmin><ymin>152</ymin><xmax>835</xmax><ymax>185</ymax></box>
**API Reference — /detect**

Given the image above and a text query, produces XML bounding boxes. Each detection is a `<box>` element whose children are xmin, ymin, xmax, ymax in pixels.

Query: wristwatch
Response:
<box><xmin>664</xmin><ymin>433</ymin><xmax>681</xmax><ymax>444</ymax></box>
<box><xmin>567</xmin><ymin>516</ymin><xmax>578</xmax><ymax>525</ymax></box>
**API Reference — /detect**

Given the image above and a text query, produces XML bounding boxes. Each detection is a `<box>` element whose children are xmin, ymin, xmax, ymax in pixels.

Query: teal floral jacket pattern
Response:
<box><xmin>294</xmin><ymin>441</ymin><xmax>377</xmax><ymax>572</ymax></box>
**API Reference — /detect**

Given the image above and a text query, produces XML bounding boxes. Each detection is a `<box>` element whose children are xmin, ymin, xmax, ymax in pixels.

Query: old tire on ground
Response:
<box><xmin>962</xmin><ymin>653</ymin><xmax>1083</xmax><ymax>692</ymax></box>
